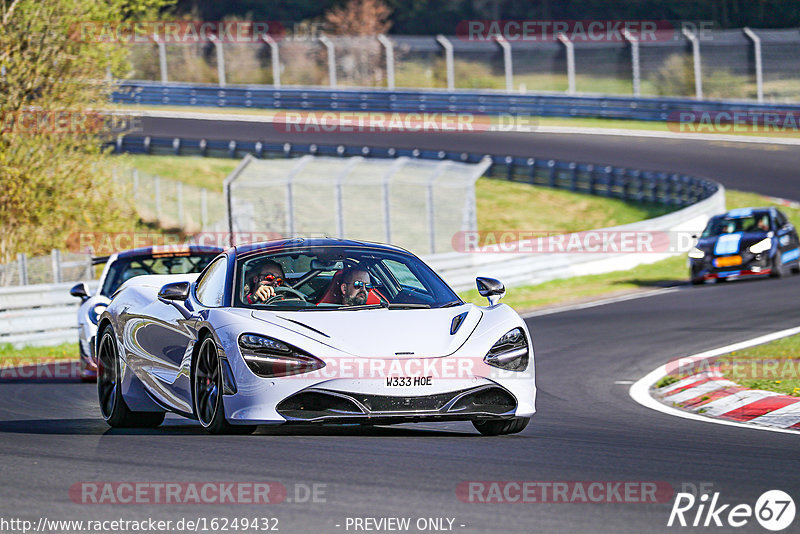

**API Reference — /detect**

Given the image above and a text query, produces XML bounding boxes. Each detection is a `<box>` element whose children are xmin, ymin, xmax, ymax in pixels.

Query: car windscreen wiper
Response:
<box><xmin>440</xmin><ymin>300</ymin><xmax>463</xmax><ymax>308</ymax></box>
<box><xmin>386</xmin><ymin>303</ymin><xmax>431</xmax><ymax>309</ymax></box>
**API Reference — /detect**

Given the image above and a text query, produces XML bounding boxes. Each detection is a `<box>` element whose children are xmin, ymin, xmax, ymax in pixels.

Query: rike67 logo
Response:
<box><xmin>668</xmin><ymin>490</ymin><xmax>795</xmax><ymax>531</ymax></box>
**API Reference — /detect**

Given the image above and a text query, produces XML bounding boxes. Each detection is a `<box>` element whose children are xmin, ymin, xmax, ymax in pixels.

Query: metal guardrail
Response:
<box><xmin>110</xmin><ymin>135</ymin><xmax>719</xmax><ymax>207</ymax></box>
<box><xmin>0</xmin><ymin>282</ymin><xmax>98</xmax><ymax>348</ymax></box>
<box><xmin>113</xmin><ymin>81</ymin><xmax>800</xmax><ymax>122</ymax></box>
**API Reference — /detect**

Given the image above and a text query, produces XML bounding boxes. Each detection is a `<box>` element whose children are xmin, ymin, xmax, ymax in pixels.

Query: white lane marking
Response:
<box><xmin>750</xmin><ymin>401</ymin><xmax>800</xmax><ymax>428</ymax></box>
<box><xmin>701</xmin><ymin>390</ymin><xmax>778</xmax><ymax>416</ymax></box>
<box><xmin>665</xmin><ymin>380</ymin><xmax>737</xmax><ymax>404</ymax></box>
<box><xmin>522</xmin><ymin>287</ymin><xmax>680</xmax><ymax>319</ymax></box>
<box><xmin>614</xmin><ymin>380</ymin><xmax>634</xmax><ymax>385</ymax></box>
<box><xmin>119</xmin><ymin>108</ymin><xmax>800</xmax><ymax>147</ymax></box>
<box><xmin>629</xmin><ymin>325</ymin><xmax>800</xmax><ymax>434</ymax></box>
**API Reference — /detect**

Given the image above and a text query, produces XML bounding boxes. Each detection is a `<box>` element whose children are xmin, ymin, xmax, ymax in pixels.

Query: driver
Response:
<box><xmin>339</xmin><ymin>268</ymin><xmax>371</xmax><ymax>306</ymax></box>
<box><xmin>245</xmin><ymin>260</ymin><xmax>286</xmax><ymax>304</ymax></box>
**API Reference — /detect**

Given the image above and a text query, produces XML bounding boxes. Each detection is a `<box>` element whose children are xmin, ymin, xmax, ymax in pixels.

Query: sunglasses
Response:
<box><xmin>351</xmin><ymin>281</ymin><xmax>373</xmax><ymax>289</ymax></box>
<box><xmin>257</xmin><ymin>273</ymin><xmax>283</xmax><ymax>285</ymax></box>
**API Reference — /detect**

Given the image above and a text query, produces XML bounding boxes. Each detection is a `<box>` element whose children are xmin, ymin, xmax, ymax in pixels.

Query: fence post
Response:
<box><xmin>176</xmin><ymin>181</ymin><xmax>184</xmax><ymax>228</ymax></box>
<box><xmin>622</xmin><ymin>29</ymin><xmax>641</xmax><ymax>97</ymax></box>
<box><xmin>377</xmin><ymin>35</ymin><xmax>395</xmax><ymax>90</ymax></box>
<box><xmin>557</xmin><ymin>33</ymin><xmax>576</xmax><ymax>95</ymax></box>
<box><xmin>743</xmin><ymin>27</ymin><xmax>764</xmax><ymax>103</ymax></box>
<box><xmin>494</xmin><ymin>36</ymin><xmax>513</xmax><ymax>92</ymax></box>
<box><xmin>262</xmin><ymin>34</ymin><xmax>281</xmax><ymax>88</ymax></box>
<box><xmin>153</xmin><ymin>34</ymin><xmax>168</xmax><ymax>83</ymax></box>
<box><xmin>435</xmin><ymin>35</ymin><xmax>455</xmax><ymax>91</ymax></box>
<box><xmin>201</xmin><ymin>188</ymin><xmax>208</xmax><ymax>230</ymax></box>
<box><xmin>154</xmin><ymin>175</ymin><xmax>161</xmax><ymax>223</ymax></box>
<box><xmin>209</xmin><ymin>34</ymin><xmax>226</xmax><ymax>88</ymax></box>
<box><xmin>682</xmin><ymin>28</ymin><xmax>703</xmax><ymax>100</ymax></box>
<box><xmin>17</xmin><ymin>253</ymin><xmax>27</xmax><ymax>286</ymax></box>
<box><xmin>318</xmin><ymin>35</ymin><xmax>337</xmax><ymax>88</ymax></box>
<box><xmin>51</xmin><ymin>249</ymin><xmax>62</xmax><ymax>284</ymax></box>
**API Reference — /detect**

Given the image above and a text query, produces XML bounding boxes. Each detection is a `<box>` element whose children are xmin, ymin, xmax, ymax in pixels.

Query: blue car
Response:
<box><xmin>689</xmin><ymin>207</ymin><xmax>800</xmax><ymax>284</ymax></box>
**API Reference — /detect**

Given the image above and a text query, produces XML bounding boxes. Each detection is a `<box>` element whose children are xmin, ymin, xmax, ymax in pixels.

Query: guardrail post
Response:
<box><xmin>436</xmin><ymin>35</ymin><xmax>455</xmax><ymax>91</ymax></box>
<box><xmin>569</xmin><ymin>162</ymin><xmax>578</xmax><ymax>191</ymax></box>
<box><xmin>557</xmin><ymin>33</ymin><xmax>576</xmax><ymax>95</ymax></box>
<box><xmin>622</xmin><ymin>29</ymin><xmax>641</xmax><ymax>97</ymax></box>
<box><xmin>262</xmin><ymin>35</ymin><xmax>281</xmax><ymax>88</ymax></box>
<box><xmin>527</xmin><ymin>159</ymin><xmax>536</xmax><ymax>184</ymax></box>
<box><xmin>682</xmin><ymin>28</ymin><xmax>703</xmax><ymax>100</ymax></box>
<box><xmin>209</xmin><ymin>35</ymin><xmax>227</xmax><ymax>88</ymax></box>
<box><xmin>548</xmin><ymin>160</ymin><xmax>557</xmax><ymax>187</ymax></box>
<box><xmin>377</xmin><ymin>35</ymin><xmax>395</xmax><ymax>90</ymax></box>
<box><xmin>494</xmin><ymin>36</ymin><xmax>513</xmax><ymax>92</ymax></box>
<box><xmin>51</xmin><ymin>249</ymin><xmax>62</xmax><ymax>284</ymax></box>
<box><xmin>318</xmin><ymin>36</ymin><xmax>337</xmax><ymax>88</ymax></box>
<box><xmin>743</xmin><ymin>27</ymin><xmax>764</xmax><ymax>103</ymax></box>
<box><xmin>604</xmin><ymin>166</ymin><xmax>614</xmax><ymax>197</ymax></box>
<box><xmin>587</xmin><ymin>164</ymin><xmax>595</xmax><ymax>194</ymax></box>
<box><xmin>153</xmin><ymin>34</ymin><xmax>168</xmax><ymax>83</ymax></box>
<box><xmin>17</xmin><ymin>253</ymin><xmax>27</xmax><ymax>286</ymax></box>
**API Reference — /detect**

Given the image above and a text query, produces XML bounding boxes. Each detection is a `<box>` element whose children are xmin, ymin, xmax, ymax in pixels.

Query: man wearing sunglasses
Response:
<box><xmin>339</xmin><ymin>268</ymin><xmax>372</xmax><ymax>306</ymax></box>
<box><xmin>246</xmin><ymin>260</ymin><xmax>286</xmax><ymax>304</ymax></box>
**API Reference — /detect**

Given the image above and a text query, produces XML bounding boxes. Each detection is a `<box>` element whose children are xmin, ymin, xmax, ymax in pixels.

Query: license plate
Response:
<box><xmin>386</xmin><ymin>376</ymin><xmax>433</xmax><ymax>387</ymax></box>
<box><xmin>715</xmin><ymin>255</ymin><xmax>742</xmax><ymax>267</ymax></box>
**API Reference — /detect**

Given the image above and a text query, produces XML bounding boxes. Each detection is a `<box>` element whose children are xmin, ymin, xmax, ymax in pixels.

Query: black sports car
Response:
<box><xmin>689</xmin><ymin>207</ymin><xmax>800</xmax><ymax>284</ymax></box>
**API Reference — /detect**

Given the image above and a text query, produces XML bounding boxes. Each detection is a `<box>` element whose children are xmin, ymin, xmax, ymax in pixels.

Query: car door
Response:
<box><xmin>774</xmin><ymin>210</ymin><xmax>799</xmax><ymax>265</ymax></box>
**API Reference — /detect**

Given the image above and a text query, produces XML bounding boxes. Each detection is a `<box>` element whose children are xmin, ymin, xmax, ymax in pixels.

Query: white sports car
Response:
<box><xmin>70</xmin><ymin>245</ymin><xmax>222</xmax><ymax>380</ymax></box>
<box><xmin>96</xmin><ymin>239</ymin><xmax>536</xmax><ymax>435</ymax></box>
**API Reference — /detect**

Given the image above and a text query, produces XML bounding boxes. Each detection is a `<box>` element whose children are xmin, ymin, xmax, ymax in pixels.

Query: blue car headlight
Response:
<box><xmin>88</xmin><ymin>304</ymin><xmax>107</xmax><ymax>325</ymax></box>
<box><xmin>238</xmin><ymin>333</ymin><xmax>325</xmax><ymax>378</ymax></box>
<box><xmin>484</xmin><ymin>327</ymin><xmax>529</xmax><ymax>371</ymax></box>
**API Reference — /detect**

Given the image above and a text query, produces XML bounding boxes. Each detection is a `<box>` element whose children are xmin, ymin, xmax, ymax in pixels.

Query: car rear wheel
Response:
<box><xmin>97</xmin><ymin>325</ymin><xmax>165</xmax><ymax>428</ymax></box>
<box><xmin>193</xmin><ymin>336</ymin><xmax>256</xmax><ymax>435</ymax></box>
<box><xmin>771</xmin><ymin>257</ymin><xmax>789</xmax><ymax>278</ymax></box>
<box><xmin>472</xmin><ymin>417</ymin><xmax>530</xmax><ymax>436</ymax></box>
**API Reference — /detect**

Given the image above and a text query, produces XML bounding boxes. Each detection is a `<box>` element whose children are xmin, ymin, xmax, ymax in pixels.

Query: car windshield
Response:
<box><xmin>235</xmin><ymin>246</ymin><xmax>462</xmax><ymax>310</ymax></box>
<box><xmin>101</xmin><ymin>253</ymin><xmax>218</xmax><ymax>296</ymax></box>
<box><xmin>702</xmin><ymin>211</ymin><xmax>772</xmax><ymax>237</ymax></box>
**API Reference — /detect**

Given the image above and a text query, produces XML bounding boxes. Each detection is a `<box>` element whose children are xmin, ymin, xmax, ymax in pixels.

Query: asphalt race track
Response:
<box><xmin>1</xmin><ymin>120</ymin><xmax>799</xmax><ymax>533</ymax></box>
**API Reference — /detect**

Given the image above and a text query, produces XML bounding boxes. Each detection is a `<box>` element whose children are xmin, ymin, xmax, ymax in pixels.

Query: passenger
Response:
<box><xmin>339</xmin><ymin>267</ymin><xmax>372</xmax><ymax>306</ymax></box>
<box><xmin>245</xmin><ymin>260</ymin><xmax>285</xmax><ymax>304</ymax></box>
<box><xmin>757</xmin><ymin>216</ymin><xmax>770</xmax><ymax>232</ymax></box>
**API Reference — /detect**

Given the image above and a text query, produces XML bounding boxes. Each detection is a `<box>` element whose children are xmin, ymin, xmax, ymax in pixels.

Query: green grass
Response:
<box><xmin>460</xmin><ymin>188</ymin><xmax>800</xmax><ymax>311</ymax></box>
<box><xmin>715</xmin><ymin>335</ymin><xmax>800</xmax><ymax>396</ymax></box>
<box><xmin>0</xmin><ymin>343</ymin><xmax>76</xmax><ymax>365</ymax></box>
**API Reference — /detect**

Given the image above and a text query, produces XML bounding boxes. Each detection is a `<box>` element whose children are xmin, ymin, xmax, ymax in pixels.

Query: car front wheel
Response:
<box><xmin>472</xmin><ymin>417</ymin><xmax>530</xmax><ymax>436</ymax></box>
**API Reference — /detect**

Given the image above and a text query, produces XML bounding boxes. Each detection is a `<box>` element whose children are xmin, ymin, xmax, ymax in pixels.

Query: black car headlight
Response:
<box><xmin>238</xmin><ymin>333</ymin><xmax>325</xmax><ymax>378</ymax></box>
<box><xmin>88</xmin><ymin>304</ymin><xmax>107</xmax><ymax>325</ymax></box>
<box><xmin>484</xmin><ymin>327</ymin><xmax>529</xmax><ymax>371</ymax></box>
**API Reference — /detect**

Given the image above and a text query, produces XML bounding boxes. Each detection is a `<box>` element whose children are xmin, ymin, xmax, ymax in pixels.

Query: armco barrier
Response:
<box><xmin>113</xmin><ymin>81</ymin><xmax>800</xmax><ymax>122</ymax></box>
<box><xmin>0</xmin><ymin>282</ymin><xmax>98</xmax><ymax>348</ymax></box>
<box><xmin>111</xmin><ymin>137</ymin><xmax>718</xmax><ymax>207</ymax></box>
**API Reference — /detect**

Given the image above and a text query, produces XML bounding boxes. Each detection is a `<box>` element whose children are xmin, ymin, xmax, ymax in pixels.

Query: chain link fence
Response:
<box><xmin>0</xmin><ymin>170</ymin><xmax>225</xmax><ymax>287</ymax></box>
<box><xmin>124</xmin><ymin>30</ymin><xmax>800</xmax><ymax>102</ymax></box>
<box><xmin>226</xmin><ymin>154</ymin><xmax>491</xmax><ymax>255</ymax></box>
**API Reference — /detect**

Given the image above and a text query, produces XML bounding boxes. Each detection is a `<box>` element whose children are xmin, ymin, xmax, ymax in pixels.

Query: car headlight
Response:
<box><xmin>749</xmin><ymin>238</ymin><xmax>772</xmax><ymax>254</ymax></box>
<box><xmin>238</xmin><ymin>333</ymin><xmax>325</xmax><ymax>378</ymax></box>
<box><xmin>88</xmin><ymin>304</ymin><xmax>107</xmax><ymax>325</ymax></box>
<box><xmin>484</xmin><ymin>327</ymin><xmax>529</xmax><ymax>371</ymax></box>
<box><xmin>688</xmin><ymin>247</ymin><xmax>706</xmax><ymax>259</ymax></box>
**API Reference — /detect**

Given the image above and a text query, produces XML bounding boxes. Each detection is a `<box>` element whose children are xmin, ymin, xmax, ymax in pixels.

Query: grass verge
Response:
<box><xmin>715</xmin><ymin>335</ymin><xmax>800</xmax><ymax>397</ymax></box>
<box><xmin>0</xmin><ymin>343</ymin><xmax>76</xmax><ymax>366</ymax></box>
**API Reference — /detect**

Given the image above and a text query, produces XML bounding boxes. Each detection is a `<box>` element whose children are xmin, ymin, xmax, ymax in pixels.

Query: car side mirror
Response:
<box><xmin>158</xmin><ymin>281</ymin><xmax>190</xmax><ymax>301</ymax></box>
<box><xmin>476</xmin><ymin>277</ymin><xmax>505</xmax><ymax>306</ymax></box>
<box><xmin>70</xmin><ymin>282</ymin><xmax>90</xmax><ymax>301</ymax></box>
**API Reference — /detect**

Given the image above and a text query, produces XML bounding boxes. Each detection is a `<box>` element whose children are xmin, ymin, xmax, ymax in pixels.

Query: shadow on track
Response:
<box><xmin>0</xmin><ymin>417</ymin><xmax>478</xmax><ymax>438</ymax></box>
